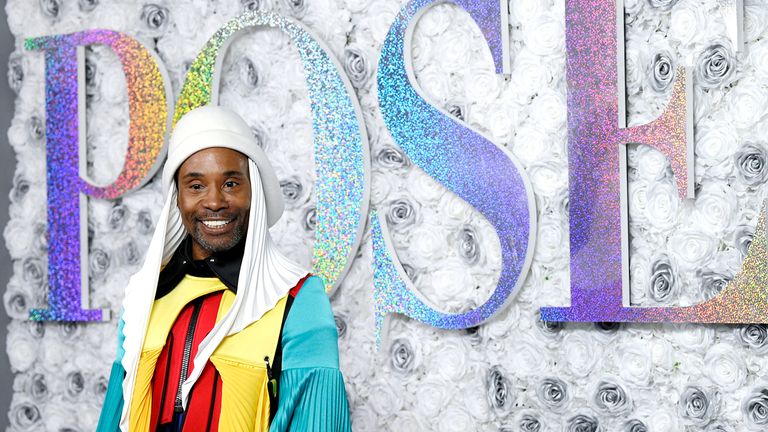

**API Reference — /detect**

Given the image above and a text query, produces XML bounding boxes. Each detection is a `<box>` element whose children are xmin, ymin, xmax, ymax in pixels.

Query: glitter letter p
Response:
<box><xmin>25</xmin><ymin>31</ymin><xmax>170</xmax><ymax>321</ymax></box>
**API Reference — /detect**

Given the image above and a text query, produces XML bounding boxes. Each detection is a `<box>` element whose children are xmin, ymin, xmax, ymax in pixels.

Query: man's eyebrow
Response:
<box><xmin>222</xmin><ymin>170</ymin><xmax>247</xmax><ymax>177</ymax></box>
<box><xmin>181</xmin><ymin>170</ymin><xmax>246</xmax><ymax>180</ymax></box>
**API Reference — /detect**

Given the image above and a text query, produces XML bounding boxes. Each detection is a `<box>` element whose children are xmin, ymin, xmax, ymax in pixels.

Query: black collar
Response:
<box><xmin>156</xmin><ymin>236</ymin><xmax>245</xmax><ymax>299</ymax></box>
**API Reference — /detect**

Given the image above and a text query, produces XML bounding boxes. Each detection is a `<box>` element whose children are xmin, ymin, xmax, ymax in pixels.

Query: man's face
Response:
<box><xmin>177</xmin><ymin>147</ymin><xmax>251</xmax><ymax>260</ymax></box>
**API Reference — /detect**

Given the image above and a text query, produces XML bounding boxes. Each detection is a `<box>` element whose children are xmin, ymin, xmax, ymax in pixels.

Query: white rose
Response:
<box><xmin>511</xmin><ymin>51</ymin><xmax>550</xmax><ymax>101</ymax></box>
<box><xmin>693</xmin><ymin>182</ymin><xmax>737</xmax><ymax>233</ymax></box>
<box><xmin>629</xmin><ymin>244</ymin><xmax>651</xmax><ymax>303</ymax></box>
<box><xmin>528</xmin><ymin>161</ymin><xmax>567</xmax><ymax>197</ymax></box>
<box><xmin>667</xmin><ymin>229</ymin><xmax>715</xmax><ymax>269</ymax></box>
<box><xmin>362</xmin><ymin>1</ymin><xmax>402</xmax><ymax>41</ymax></box>
<box><xmin>421</xmin><ymin>257</ymin><xmax>475</xmax><ymax>313</ymax></box>
<box><xmin>507</xmin><ymin>334</ymin><xmax>547</xmax><ymax>377</ymax></box>
<box><xmin>430</xmin><ymin>336</ymin><xmax>470</xmax><ymax>381</ymax></box>
<box><xmin>6</xmin><ymin>327</ymin><xmax>37</xmax><ymax>372</ymax></box>
<box><xmin>534</xmin><ymin>217</ymin><xmax>567</xmax><ymax>266</ymax></box>
<box><xmin>644</xmin><ymin>182</ymin><xmax>679</xmax><ymax>232</ymax></box>
<box><xmin>617</xmin><ymin>340</ymin><xmax>653</xmax><ymax>387</ymax></box>
<box><xmin>725</xmin><ymin>78</ymin><xmax>768</xmax><ymax>131</ymax></box>
<box><xmin>749</xmin><ymin>38</ymin><xmax>768</xmax><ymax>82</ymax></box>
<box><xmin>635</xmin><ymin>145</ymin><xmax>671</xmax><ymax>180</ymax></box>
<box><xmin>668</xmin><ymin>323</ymin><xmax>715</xmax><ymax>352</ymax></box>
<box><xmin>465</xmin><ymin>65</ymin><xmax>500</xmax><ymax>102</ymax></box>
<box><xmin>389</xmin><ymin>410</ymin><xmax>428</xmax><ymax>431</ymax></box>
<box><xmin>370</xmin><ymin>175</ymin><xmax>393</xmax><ymax>205</ymax></box>
<box><xmin>669</xmin><ymin>0</ymin><xmax>708</xmax><ymax>46</ymax></box>
<box><xmin>650</xmin><ymin>337</ymin><xmax>676</xmax><ymax>375</ymax></box>
<box><xmin>406</xmin><ymin>224</ymin><xmax>447</xmax><ymax>268</ymax></box>
<box><xmin>637</xmin><ymin>406</ymin><xmax>681</xmax><ymax>432</ymax></box>
<box><xmin>744</xmin><ymin>1</ymin><xmax>768</xmax><ymax>42</ymax></box>
<box><xmin>625</xmin><ymin>31</ymin><xmax>652</xmax><ymax>94</ymax></box>
<box><xmin>44</xmin><ymin>402</ymin><xmax>80</xmax><ymax>432</ymax></box>
<box><xmin>510</xmin><ymin>0</ymin><xmax>543</xmax><ymax>25</ymax></box>
<box><xmin>523</xmin><ymin>13</ymin><xmax>564</xmax><ymax>56</ymax></box>
<box><xmin>4</xmin><ymin>219</ymin><xmax>37</xmax><ymax>260</ymax></box>
<box><xmin>416</xmin><ymin>3</ymin><xmax>452</xmax><ymax>36</ymax></box>
<box><xmin>416</xmin><ymin>64</ymin><xmax>450</xmax><ymax>104</ymax></box>
<box><xmin>437</xmin><ymin>403</ymin><xmax>475</xmax><ymax>432</ymax></box>
<box><xmin>366</xmin><ymin>376</ymin><xmax>404</xmax><ymax>417</ymax></box>
<box><xmin>350</xmin><ymin>403</ymin><xmax>378</xmax><ymax>432</ymax></box>
<box><xmin>695</xmin><ymin>120</ymin><xmax>739</xmax><ymax>178</ymax></box>
<box><xmin>480</xmin><ymin>301</ymin><xmax>520</xmax><ymax>340</ymax></box>
<box><xmin>408</xmin><ymin>376</ymin><xmax>451</xmax><ymax>418</ymax></box>
<box><xmin>439</xmin><ymin>193</ymin><xmax>473</xmax><ymax>222</ymax></box>
<box><xmin>512</xmin><ymin>125</ymin><xmax>551</xmax><ymax>167</ymax></box>
<box><xmin>562</xmin><ymin>331</ymin><xmax>600</xmax><ymax>378</ymax></box>
<box><xmin>705</xmin><ymin>343</ymin><xmax>747</xmax><ymax>391</ymax></box>
<box><xmin>530</xmin><ymin>89</ymin><xmax>566</xmax><ymax>133</ymax></box>
<box><xmin>407</xmin><ymin>168</ymin><xmax>445</xmax><ymax>205</ymax></box>
<box><xmin>482</xmin><ymin>101</ymin><xmax>518</xmax><ymax>142</ymax></box>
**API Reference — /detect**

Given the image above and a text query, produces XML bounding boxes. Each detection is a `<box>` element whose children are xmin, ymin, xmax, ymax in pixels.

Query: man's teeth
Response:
<box><xmin>202</xmin><ymin>220</ymin><xmax>230</xmax><ymax>228</ymax></box>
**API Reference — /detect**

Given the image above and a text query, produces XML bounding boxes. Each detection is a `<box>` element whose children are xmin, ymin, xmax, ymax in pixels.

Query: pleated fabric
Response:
<box><xmin>269</xmin><ymin>368</ymin><xmax>351</xmax><ymax>432</ymax></box>
<box><xmin>97</xmin><ymin>317</ymin><xmax>126</xmax><ymax>432</ymax></box>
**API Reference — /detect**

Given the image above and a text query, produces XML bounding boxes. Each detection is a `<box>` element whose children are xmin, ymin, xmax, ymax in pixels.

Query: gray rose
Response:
<box><xmin>536</xmin><ymin>377</ymin><xmax>568</xmax><ymax>410</ymax></box>
<box><xmin>741</xmin><ymin>386</ymin><xmax>768</xmax><ymax>428</ymax></box>
<box><xmin>78</xmin><ymin>0</ymin><xmax>98</xmax><ymax>12</ymax></box>
<box><xmin>646</xmin><ymin>0</ymin><xmax>678</xmax><ymax>10</ymax></box>
<box><xmin>251</xmin><ymin>125</ymin><xmax>269</xmax><ymax>149</ymax></box>
<box><xmin>343</xmin><ymin>46</ymin><xmax>371</xmax><ymax>88</ymax></box>
<box><xmin>238</xmin><ymin>57</ymin><xmax>260</xmax><ymax>89</ymax></box>
<box><xmin>22</xmin><ymin>257</ymin><xmax>44</xmax><ymax>289</ymax></box>
<box><xmin>624</xmin><ymin>419</ymin><xmax>647</xmax><ymax>432</ymax></box>
<box><xmin>333</xmin><ymin>313</ymin><xmax>347</xmax><ymax>339</ymax></box>
<box><xmin>447</xmin><ymin>103</ymin><xmax>467</xmax><ymax>121</ymax></box>
<box><xmin>33</xmin><ymin>223</ymin><xmax>48</xmax><ymax>253</ymax></box>
<box><xmin>519</xmin><ymin>414</ymin><xmax>541</xmax><ymax>432</ymax></box>
<box><xmin>66</xmin><ymin>371</ymin><xmax>85</xmax><ymax>397</ymax></box>
<box><xmin>735</xmin><ymin>142</ymin><xmax>768</xmax><ymax>187</ymax></box>
<box><xmin>137</xmin><ymin>209</ymin><xmax>154</xmax><ymax>235</ymax></box>
<box><xmin>302</xmin><ymin>206</ymin><xmax>317</xmax><ymax>232</ymax></box>
<box><xmin>464</xmin><ymin>326</ymin><xmax>482</xmax><ymax>345</ymax></box>
<box><xmin>566</xmin><ymin>414</ymin><xmax>601</xmax><ymax>432</ymax></box>
<box><xmin>535</xmin><ymin>313</ymin><xmax>564</xmax><ymax>337</ymax></box>
<box><xmin>11</xmin><ymin>175</ymin><xmax>30</xmax><ymax>204</ymax></box>
<box><xmin>10</xmin><ymin>402</ymin><xmax>40</xmax><ymax>429</ymax></box>
<box><xmin>594</xmin><ymin>321</ymin><xmax>622</xmax><ymax>334</ymax></box>
<box><xmin>30</xmin><ymin>322</ymin><xmax>45</xmax><ymax>338</ymax></box>
<box><xmin>241</xmin><ymin>0</ymin><xmax>267</xmax><ymax>12</ymax></box>
<box><xmin>738</xmin><ymin>324</ymin><xmax>768</xmax><ymax>353</ymax></box>
<box><xmin>733</xmin><ymin>225</ymin><xmax>754</xmax><ymax>258</ymax></box>
<box><xmin>39</xmin><ymin>0</ymin><xmax>61</xmax><ymax>18</ymax></box>
<box><xmin>5</xmin><ymin>292</ymin><xmax>28</xmax><ymax>317</ymax></box>
<box><xmin>679</xmin><ymin>386</ymin><xmax>717</xmax><ymax>425</ymax></box>
<box><xmin>8</xmin><ymin>54</ymin><xmax>24</xmax><ymax>93</ymax></box>
<box><xmin>122</xmin><ymin>240</ymin><xmax>141</xmax><ymax>266</ymax></box>
<box><xmin>109</xmin><ymin>202</ymin><xmax>127</xmax><ymax>230</ymax></box>
<box><xmin>386</xmin><ymin>198</ymin><xmax>417</xmax><ymax>228</ymax></box>
<box><xmin>706</xmin><ymin>421</ymin><xmax>735</xmax><ymax>432</ymax></box>
<box><xmin>85</xmin><ymin>55</ymin><xmax>98</xmax><ymax>98</ymax></box>
<box><xmin>282</xmin><ymin>0</ymin><xmax>306</xmax><ymax>17</ymax></box>
<box><xmin>59</xmin><ymin>322</ymin><xmax>80</xmax><ymax>340</ymax></box>
<box><xmin>700</xmin><ymin>271</ymin><xmax>731</xmax><ymax>300</ymax></box>
<box><xmin>695</xmin><ymin>43</ymin><xmax>735</xmax><ymax>89</ymax></box>
<box><xmin>89</xmin><ymin>248</ymin><xmax>110</xmax><ymax>280</ymax></box>
<box><xmin>390</xmin><ymin>338</ymin><xmax>416</xmax><ymax>373</ymax></box>
<box><xmin>650</xmin><ymin>50</ymin><xmax>675</xmax><ymax>93</ymax></box>
<box><xmin>375</xmin><ymin>146</ymin><xmax>410</xmax><ymax>171</ymax></box>
<box><xmin>30</xmin><ymin>373</ymin><xmax>48</xmax><ymax>401</ymax></box>
<box><xmin>486</xmin><ymin>366</ymin><xmax>511</xmax><ymax>413</ymax></box>
<box><xmin>401</xmin><ymin>263</ymin><xmax>418</xmax><ymax>283</ymax></box>
<box><xmin>457</xmin><ymin>226</ymin><xmax>479</xmax><ymax>264</ymax></box>
<box><xmin>280</xmin><ymin>177</ymin><xmax>304</xmax><ymax>205</ymax></box>
<box><xmin>141</xmin><ymin>4</ymin><xmax>170</xmax><ymax>32</ymax></box>
<box><xmin>26</xmin><ymin>115</ymin><xmax>44</xmax><ymax>141</ymax></box>
<box><xmin>93</xmin><ymin>375</ymin><xmax>109</xmax><ymax>398</ymax></box>
<box><xmin>593</xmin><ymin>380</ymin><xmax>630</xmax><ymax>414</ymax></box>
<box><xmin>649</xmin><ymin>256</ymin><xmax>676</xmax><ymax>302</ymax></box>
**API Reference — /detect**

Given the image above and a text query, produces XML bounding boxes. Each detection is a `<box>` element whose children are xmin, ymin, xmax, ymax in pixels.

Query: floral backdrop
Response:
<box><xmin>5</xmin><ymin>0</ymin><xmax>768</xmax><ymax>430</ymax></box>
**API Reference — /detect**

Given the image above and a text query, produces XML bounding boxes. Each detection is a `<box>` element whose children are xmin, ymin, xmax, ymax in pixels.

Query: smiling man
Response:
<box><xmin>97</xmin><ymin>105</ymin><xmax>351</xmax><ymax>432</ymax></box>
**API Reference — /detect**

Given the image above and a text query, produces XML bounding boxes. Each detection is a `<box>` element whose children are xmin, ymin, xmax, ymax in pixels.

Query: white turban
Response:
<box><xmin>118</xmin><ymin>105</ymin><xmax>309</xmax><ymax>430</ymax></box>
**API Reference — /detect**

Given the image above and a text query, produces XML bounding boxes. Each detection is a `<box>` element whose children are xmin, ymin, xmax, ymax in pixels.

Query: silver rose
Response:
<box><xmin>59</xmin><ymin>322</ymin><xmax>80</xmax><ymax>340</ymax></box>
<box><xmin>93</xmin><ymin>375</ymin><xmax>109</xmax><ymax>398</ymax></box>
<box><xmin>594</xmin><ymin>321</ymin><xmax>622</xmax><ymax>334</ymax></box>
<box><xmin>241</xmin><ymin>0</ymin><xmax>268</xmax><ymax>12</ymax></box>
<box><xmin>624</xmin><ymin>419</ymin><xmax>647</xmax><ymax>432</ymax></box>
<box><xmin>593</xmin><ymin>380</ymin><xmax>631</xmax><ymax>414</ymax></box>
<box><xmin>5</xmin><ymin>292</ymin><xmax>28</xmax><ymax>317</ymax></box>
<box><xmin>250</xmin><ymin>125</ymin><xmax>269</xmax><ymax>150</ymax></box>
<box><xmin>735</xmin><ymin>142</ymin><xmax>768</xmax><ymax>187</ymax></box>
<box><xmin>446</xmin><ymin>102</ymin><xmax>467</xmax><ymax>121</ymax></box>
<box><xmin>518</xmin><ymin>414</ymin><xmax>541</xmax><ymax>432</ymax></box>
<box><xmin>282</xmin><ymin>0</ymin><xmax>306</xmax><ymax>18</ymax></box>
<box><xmin>22</xmin><ymin>257</ymin><xmax>45</xmax><ymax>289</ymax></box>
<box><xmin>30</xmin><ymin>322</ymin><xmax>45</xmax><ymax>339</ymax></box>
<box><xmin>109</xmin><ymin>202</ymin><xmax>127</xmax><ymax>230</ymax></box>
<box><xmin>738</xmin><ymin>324</ymin><xmax>768</xmax><ymax>353</ymax></box>
<box><xmin>122</xmin><ymin>240</ymin><xmax>141</xmax><ymax>266</ymax></box>
<box><xmin>238</xmin><ymin>57</ymin><xmax>260</xmax><ymax>89</ymax></box>
<box><xmin>33</xmin><ymin>223</ymin><xmax>48</xmax><ymax>254</ymax></box>
<box><xmin>85</xmin><ymin>55</ymin><xmax>98</xmax><ymax>98</ymax></box>
<box><xmin>486</xmin><ymin>366</ymin><xmax>512</xmax><ymax>413</ymax></box>
<box><xmin>566</xmin><ymin>414</ymin><xmax>602</xmax><ymax>432</ymax></box>
<box><xmin>39</xmin><ymin>0</ymin><xmax>61</xmax><ymax>18</ymax></box>
<box><xmin>280</xmin><ymin>177</ymin><xmax>304</xmax><ymax>206</ymax></box>
<box><xmin>386</xmin><ymin>198</ymin><xmax>417</xmax><ymax>228</ymax></box>
<box><xmin>699</xmin><ymin>271</ymin><xmax>731</xmax><ymax>300</ymax></box>
<box><xmin>30</xmin><ymin>373</ymin><xmax>48</xmax><ymax>401</ymax></box>
<box><xmin>695</xmin><ymin>43</ymin><xmax>735</xmax><ymax>89</ymax></box>
<box><xmin>10</xmin><ymin>175</ymin><xmax>29</xmax><ymax>204</ymax></box>
<box><xmin>137</xmin><ymin>209</ymin><xmax>154</xmax><ymax>235</ymax></box>
<box><xmin>89</xmin><ymin>248</ymin><xmax>111</xmax><ymax>280</ymax></box>
<box><xmin>78</xmin><ymin>0</ymin><xmax>98</xmax><ymax>12</ymax></box>
<box><xmin>10</xmin><ymin>402</ymin><xmax>40</xmax><ymax>429</ymax></box>
<box><xmin>141</xmin><ymin>4</ymin><xmax>170</xmax><ymax>32</ymax></box>
<box><xmin>741</xmin><ymin>386</ymin><xmax>768</xmax><ymax>429</ymax></box>
<box><xmin>390</xmin><ymin>338</ymin><xmax>416</xmax><ymax>373</ymax></box>
<box><xmin>733</xmin><ymin>225</ymin><xmax>754</xmax><ymax>258</ymax></box>
<box><xmin>26</xmin><ymin>115</ymin><xmax>44</xmax><ymax>141</ymax></box>
<box><xmin>646</xmin><ymin>0</ymin><xmax>678</xmax><ymax>10</ymax></box>
<box><xmin>375</xmin><ymin>146</ymin><xmax>410</xmax><ymax>171</ymax></box>
<box><xmin>343</xmin><ymin>46</ymin><xmax>371</xmax><ymax>88</ymax></box>
<box><xmin>706</xmin><ymin>420</ymin><xmax>736</xmax><ymax>432</ymax></box>
<box><xmin>302</xmin><ymin>206</ymin><xmax>316</xmax><ymax>232</ymax></box>
<box><xmin>649</xmin><ymin>50</ymin><xmax>675</xmax><ymax>93</ymax></box>
<box><xmin>66</xmin><ymin>371</ymin><xmax>85</xmax><ymax>397</ymax></box>
<box><xmin>401</xmin><ymin>263</ymin><xmax>418</xmax><ymax>283</ymax></box>
<box><xmin>535</xmin><ymin>313</ymin><xmax>564</xmax><ymax>337</ymax></box>
<box><xmin>8</xmin><ymin>54</ymin><xmax>24</xmax><ymax>93</ymax></box>
<box><xmin>457</xmin><ymin>226</ymin><xmax>479</xmax><ymax>264</ymax></box>
<box><xmin>679</xmin><ymin>386</ymin><xmax>717</xmax><ymax>425</ymax></box>
<box><xmin>536</xmin><ymin>377</ymin><xmax>569</xmax><ymax>410</ymax></box>
<box><xmin>649</xmin><ymin>256</ymin><xmax>676</xmax><ymax>303</ymax></box>
<box><xmin>333</xmin><ymin>313</ymin><xmax>347</xmax><ymax>339</ymax></box>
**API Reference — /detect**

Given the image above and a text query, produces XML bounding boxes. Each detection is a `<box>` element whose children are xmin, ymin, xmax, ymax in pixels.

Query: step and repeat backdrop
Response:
<box><xmin>6</xmin><ymin>0</ymin><xmax>768</xmax><ymax>430</ymax></box>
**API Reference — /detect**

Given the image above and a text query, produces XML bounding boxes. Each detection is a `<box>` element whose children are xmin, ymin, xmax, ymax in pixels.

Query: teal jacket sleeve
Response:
<box><xmin>269</xmin><ymin>276</ymin><xmax>352</xmax><ymax>432</ymax></box>
<box><xmin>96</xmin><ymin>316</ymin><xmax>126</xmax><ymax>432</ymax></box>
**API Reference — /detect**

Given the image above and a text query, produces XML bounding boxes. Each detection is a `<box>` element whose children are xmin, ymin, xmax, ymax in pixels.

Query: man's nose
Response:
<box><xmin>203</xmin><ymin>187</ymin><xmax>228</xmax><ymax>211</ymax></box>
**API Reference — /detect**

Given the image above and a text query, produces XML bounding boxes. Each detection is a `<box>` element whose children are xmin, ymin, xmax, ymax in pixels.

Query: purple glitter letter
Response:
<box><xmin>26</xmin><ymin>31</ymin><xmax>170</xmax><ymax>321</ymax></box>
<box><xmin>373</xmin><ymin>0</ymin><xmax>535</xmax><ymax>336</ymax></box>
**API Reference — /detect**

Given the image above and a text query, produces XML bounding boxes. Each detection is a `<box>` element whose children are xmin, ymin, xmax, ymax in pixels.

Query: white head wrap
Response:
<box><xmin>118</xmin><ymin>105</ymin><xmax>309</xmax><ymax>430</ymax></box>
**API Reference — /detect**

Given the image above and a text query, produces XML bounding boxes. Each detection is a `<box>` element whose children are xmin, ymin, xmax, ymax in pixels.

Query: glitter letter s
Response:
<box><xmin>540</xmin><ymin>0</ymin><xmax>768</xmax><ymax>323</ymax></box>
<box><xmin>373</xmin><ymin>0</ymin><xmax>535</xmax><ymax>334</ymax></box>
<box><xmin>25</xmin><ymin>31</ymin><xmax>171</xmax><ymax>321</ymax></box>
<box><xmin>174</xmin><ymin>12</ymin><xmax>369</xmax><ymax>293</ymax></box>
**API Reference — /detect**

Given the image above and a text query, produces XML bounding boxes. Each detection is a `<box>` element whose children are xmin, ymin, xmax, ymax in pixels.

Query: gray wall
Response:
<box><xmin>1</xmin><ymin>4</ymin><xmax>14</xmax><ymax>430</ymax></box>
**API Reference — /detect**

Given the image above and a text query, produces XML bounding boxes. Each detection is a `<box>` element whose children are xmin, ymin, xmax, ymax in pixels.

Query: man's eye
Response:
<box><xmin>190</xmin><ymin>184</ymin><xmax>204</xmax><ymax>190</ymax></box>
<box><xmin>224</xmin><ymin>181</ymin><xmax>238</xmax><ymax>188</ymax></box>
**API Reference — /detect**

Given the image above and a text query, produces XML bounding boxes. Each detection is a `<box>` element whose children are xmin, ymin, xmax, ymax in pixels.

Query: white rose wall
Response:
<box><xmin>6</xmin><ymin>0</ymin><xmax>768</xmax><ymax>430</ymax></box>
